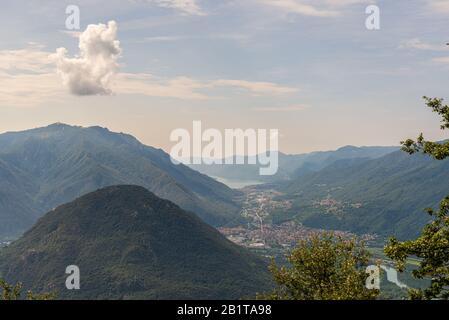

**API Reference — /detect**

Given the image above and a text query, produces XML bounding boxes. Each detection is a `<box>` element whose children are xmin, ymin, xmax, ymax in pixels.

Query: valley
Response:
<box><xmin>218</xmin><ymin>185</ymin><xmax>429</xmax><ymax>299</ymax></box>
<box><xmin>219</xmin><ymin>186</ymin><xmax>377</xmax><ymax>251</ymax></box>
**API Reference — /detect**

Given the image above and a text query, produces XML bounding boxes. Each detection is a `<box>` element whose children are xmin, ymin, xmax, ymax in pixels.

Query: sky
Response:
<box><xmin>0</xmin><ymin>0</ymin><xmax>449</xmax><ymax>154</ymax></box>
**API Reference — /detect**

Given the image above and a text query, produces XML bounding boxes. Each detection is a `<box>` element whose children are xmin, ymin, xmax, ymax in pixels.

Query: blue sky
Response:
<box><xmin>0</xmin><ymin>0</ymin><xmax>448</xmax><ymax>153</ymax></box>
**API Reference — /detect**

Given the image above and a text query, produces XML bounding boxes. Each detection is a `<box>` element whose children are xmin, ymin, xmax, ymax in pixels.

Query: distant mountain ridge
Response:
<box><xmin>0</xmin><ymin>123</ymin><xmax>241</xmax><ymax>239</ymax></box>
<box><xmin>188</xmin><ymin>145</ymin><xmax>399</xmax><ymax>183</ymax></box>
<box><xmin>276</xmin><ymin>149</ymin><xmax>449</xmax><ymax>239</ymax></box>
<box><xmin>0</xmin><ymin>185</ymin><xmax>271</xmax><ymax>299</ymax></box>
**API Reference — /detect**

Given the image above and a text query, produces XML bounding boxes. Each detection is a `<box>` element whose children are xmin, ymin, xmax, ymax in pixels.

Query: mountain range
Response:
<box><xmin>274</xmin><ymin>149</ymin><xmax>449</xmax><ymax>239</ymax></box>
<box><xmin>188</xmin><ymin>146</ymin><xmax>399</xmax><ymax>183</ymax></box>
<box><xmin>0</xmin><ymin>123</ymin><xmax>241</xmax><ymax>239</ymax></box>
<box><xmin>0</xmin><ymin>186</ymin><xmax>271</xmax><ymax>299</ymax></box>
<box><xmin>1</xmin><ymin>123</ymin><xmax>447</xmax><ymax>243</ymax></box>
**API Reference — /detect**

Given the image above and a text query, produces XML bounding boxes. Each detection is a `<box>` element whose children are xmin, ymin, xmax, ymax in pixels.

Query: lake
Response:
<box><xmin>211</xmin><ymin>176</ymin><xmax>265</xmax><ymax>189</ymax></box>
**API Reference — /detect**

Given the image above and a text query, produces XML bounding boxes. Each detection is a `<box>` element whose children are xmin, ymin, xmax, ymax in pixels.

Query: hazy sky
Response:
<box><xmin>1</xmin><ymin>0</ymin><xmax>449</xmax><ymax>154</ymax></box>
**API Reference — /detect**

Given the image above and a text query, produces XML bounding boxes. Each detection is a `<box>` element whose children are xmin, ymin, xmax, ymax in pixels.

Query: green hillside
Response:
<box><xmin>0</xmin><ymin>185</ymin><xmax>270</xmax><ymax>299</ymax></box>
<box><xmin>276</xmin><ymin>150</ymin><xmax>449</xmax><ymax>239</ymax></box>
<box><xmin>0</xmin><ymin>124</ymin><xmax>242</xmax><ymax>239</ymax></box>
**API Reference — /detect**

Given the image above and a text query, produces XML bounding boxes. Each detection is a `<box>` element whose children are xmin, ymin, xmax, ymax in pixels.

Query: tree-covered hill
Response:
<box><xmin>0</xmin><ymin>124</ymin><xmax>242</xmax><ymax>239</ymax></box>
<box><xmin>0</xmin><ymin>185</ymin><xmax>270</xmax><ymax>299</ymax></box>
<box><xmin>277</xmin><ymin>149</ymin><xmax>449</xmax><ymax>239</ymax></box>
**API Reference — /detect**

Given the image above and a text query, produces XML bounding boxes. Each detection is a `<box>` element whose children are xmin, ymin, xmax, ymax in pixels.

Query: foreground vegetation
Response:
<box><xmin>385</xmin><ymin>97</ymin><xmax>449</xmax><ymax>300</ymax></box>
<box><xmin>0</xmin><ymin>279</ymin><xmax>54</xmax><ymax>300</ymax></box>
<box><xmin>259</xmin><ymin>233</ymin><xmax>379</xmax><ymax>300</ymax></box>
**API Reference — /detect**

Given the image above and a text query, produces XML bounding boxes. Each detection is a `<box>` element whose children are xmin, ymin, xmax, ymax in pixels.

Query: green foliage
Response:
<box><xmin>0</xmin><ymin>279</ymin><xmax>22</xmax><ymax>300</ymax></box>
<box><xmin>0</xmin><ymin>279</ymin><xmax>54</xmax><ymax>300</ymax></box>
<box><xmin>259</xmin><ymin>233</ymin><xmax>379</xmax><ymax>300</ymax></box>
<box><xmin>401</xmin><ymin>96</ymin><xmax>449</xmax><ymax>160</ymax></box>
<box><xmin>385</xmin><ymin>96</ymin><xmax>449</xmax><ymax>300</ymax></box>
<box><xmin>385</xmin><ymin>197</ymin><xmax>449</xmax><ymax>300</ymax></box>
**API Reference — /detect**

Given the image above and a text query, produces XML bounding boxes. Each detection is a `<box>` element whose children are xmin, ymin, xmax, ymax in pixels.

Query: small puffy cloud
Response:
<box><xmin>0</xmin><ymin>43</ymin><xmax>297</xmax><ymax>105</ymax></box>
<box><xmin>0</xmin><ymin>20</ymin><xmax>296</xmax><ymax>105</ymax></box>
<box><xmin>52</xmin><ymin>21</ymin><xmax>121</xmax><ymax>96</ymax></box>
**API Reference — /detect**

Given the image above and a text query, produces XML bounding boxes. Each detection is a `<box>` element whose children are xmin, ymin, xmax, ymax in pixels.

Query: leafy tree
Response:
<box><xmin>0</xmin><ymin>279</ymin><xmax>23</xmax><ymax>300</ymax></box>
<box><xmin>0</xmin><ymin>278</ymin><xmax>54</xmax><ymax>300</ymax></box>
<box><xmin>401</xmin><ymin>96</ymin><xmax>449</xmax><ymax>159</ymax></box>
<box><xmin>385</xmin><ymin>96</ymin><xmax>449</xmax><ymax>300</ymax></box>
<box><xmin>259</xmin><ymin>233</ymin><xmax>379</xmax><ymax>300</ymax></box>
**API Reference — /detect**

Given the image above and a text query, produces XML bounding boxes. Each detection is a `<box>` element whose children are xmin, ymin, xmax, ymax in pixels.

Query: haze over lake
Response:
<box><xmin>211</xmin><ymin>176</ymin><xmax>264</xmax><ymax>189</ymax></box>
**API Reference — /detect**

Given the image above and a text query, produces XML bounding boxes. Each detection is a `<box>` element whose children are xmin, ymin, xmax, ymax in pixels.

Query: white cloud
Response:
<box><xmin>324</xmin><ymin>0</ymin><xmax>372</xmax><ymax>6</ymax></box>
<box><xmin>433</xmin><ymin>56</ymin><xmax>449</xmax><ymax>64</ymax></box>
<box><xmin>140</xmin><ymin>36</ymin><xmax>183</xmax><ymax>42</ymax></box>
<box><xmin>52</xmin><ymin>21</ymin><xmax>122</xmax><ymax>96</ymax></box>
<box><xmin>0</xmin><ymin>45</ymin><xmax>296</xmax><ymax>105</ymax></box>
<box><xmin>0</xmin><ymin>44</ymin><xmax>53</xmax><ymax>73</ymax></box>
<box><xmin>140</xmin><ymin>0</ymin><xmax>205</xmax><ymax>15</ymax></box>
<box><xmin>257</xmin><ymin>0</ymin><xmax>373</xmax><ymax>17</ymax></box>
<box><xmin>114</xmin><ymin>74</ymin><xmax>298</xmax><ymax>99</ymax></box>
<box><xmin>0</xmin><ymin>19</ymin><xmax>297</xmax><ymax>105</ymax></box>
<box><xmin>428</xmin><ymin>0</ymin><xmax>449</xmax><ymax>13</ymax></box>
<box><xmin>59</xmin><ymin>30</ymin><xmax>83</xmax><ymax>38</ymax></box>
<box><xmin>211</xmin><ymin>79</ymin><xmax>297</xmax><ymax>95</ymax></box>
<box><xmin>259</xmin><ymin>0</ymin><xmax>338</xmax><ymax>17</ymax></box>
<box><xmin>253</xmin><ymin>104</ymin><xmax>308</xmax><ymax>112</ymax></box>
<box><xmin>0</xmin><ymin>72</ymin><xmax>63</xmax><ymax>107</ymax></box>
<box><xmin>139</xmin><ymin>33</ymin><xmax>249</xmax><ymax>43</ymax></box>
<box><xmin>400</xmin><ymin>38</ymin><xmax>448</xmax><ymax>51</ymax></box>
<box><xmin>0</xmin><ymin>45</ymin><xmax>63</xmax><ymax>107</ymax></box>
<box><xmin>114</xmin><ymin>73</ymin><xmax>209</xmax><ymax>99</ymax></box>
